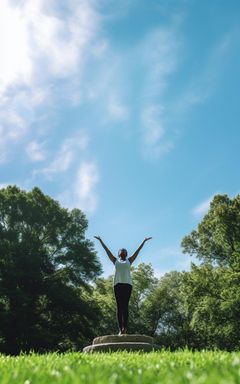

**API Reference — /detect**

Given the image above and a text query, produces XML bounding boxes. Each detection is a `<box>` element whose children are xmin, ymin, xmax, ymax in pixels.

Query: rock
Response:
<box><xmin>93</xmin><ymin>334</ymin><xmax>154</xmax><ymax>345</ymax></box>
<box><xmin>83</xmin><ymin>334</ymin><xmax>160</xmax><ymax>353</ymax></box>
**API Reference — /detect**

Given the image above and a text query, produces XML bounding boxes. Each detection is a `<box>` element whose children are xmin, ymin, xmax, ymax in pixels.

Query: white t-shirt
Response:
<box><xmin>114</xmin><ymin>258</ymin><xmax>132</xmax><ymax>286</ymax></box>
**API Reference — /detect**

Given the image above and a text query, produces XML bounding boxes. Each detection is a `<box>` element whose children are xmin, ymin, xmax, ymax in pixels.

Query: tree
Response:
<box><xmin>181</xmin><ymin>194</ymin><xmax>240</xmax><ymax>270</ymax></box>
<box><xmin>181</xmin><ymin>194</ymin><xmax>240</xmax><ymax>350</ymax></box>
<box><xmin>143</xmin><ymin>271</ymin><xmax>196</xmax><ymax>349</ymax></box>
<box><xmin>92</xmin><ymin>275</ymin><xmax>117</xmax><ymax>335</ymax></box>
<box><xmin>0</xmin><ymin>185</ymin><xmax>102</xmax><ymax>354</ymax></box>
<box><xmin>181</xmin><ymin>264</ymin><xmax>240</xmax><ymax>350</ymax></box>
<box><xmin>127</xmin><ymin>263</ymin><xmax>158</xmax><ymax>334</ymax></box>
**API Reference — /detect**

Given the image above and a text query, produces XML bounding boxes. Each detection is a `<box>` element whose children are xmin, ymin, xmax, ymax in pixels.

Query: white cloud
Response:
<box><xmin>141</xmin><ymin>104</ymin><xmax>174</xmax><ymax>159</ymax></box>
<box><xmin>59</xmin><ymin>161</ymin><xmax>99</xmax><ymax>213</ymax></box>
<box><xmin>0</xmin><ymin>0</ymin><xmax>99</xmax><ymax>159</ymax></box>
<box><xmin>26</xmin><ymin>141</ymin><xmax>47</xmax><ymax>162</ymax></box>
<box><xmin>0</xmin><ymin>0</ymin><xmax>98</xmax><ymax>92</ymax></box>
<box><xmin>139</xmin><ymin>25</ymin><xmax>239</xmax><ymax>161</ymax></box>
<box><xmin>142</xmin><ymin>27</ymin><xmax>181</xmax><ymax>95</ymax></box>
<box><xmin>0</xmin><ymin>86</ymin><xmax>52</xmax><ymax>160</ymax></box>
<box><xmin>139</xmin><ymin>26</ymin><xmax>182</xmax><ymax>158</ymax></box>
<box><xmin>82</xmin><ymin>53</ymin><xmax>130</xmax><ymax>123</ymax></box>
<box><xmin>0</xmin><ymin>181</ymin><xmax>27</xmax><ymax>190</ymax></box>
<box><xmin>107</xmin><ymin>95</ymin><xmax>129</xmax><ymax>121</ymax></box>
<box><xmin>0</xmin><ymin>0</ymin><xmax>32</xmax><ymax>91</ymax></box>
<box><xmin>142</xmin><ymin>105</ymin><xmax>165</xmax><ymax>145</ymax></box>
<box><xmin>91</xmin><ymin>39</ymin><xmax>108</xmax><ymax>58</ymax></box>
<box><xmin>76</xmin><ymin>161</ymin><xmax>99</xmax><ymax>200</ymax></box>
<box><xmin>0</xmin><ymin>183</ymin><xmax>9</xmax><ymax>189</ymax></box>
<box><xmin>192</xmin><ymin>195</ymin><xmax>214</xmax><ymax>217</ymax></box>
<box><xmin>0</xmin><ymin>108</ymin><xmax>27</xmax><ymax>162</ymax></box>
<box><xmin>34</xmin><ymin>132</ymin><xmax>89</xmax><ymax>178</ymax></box>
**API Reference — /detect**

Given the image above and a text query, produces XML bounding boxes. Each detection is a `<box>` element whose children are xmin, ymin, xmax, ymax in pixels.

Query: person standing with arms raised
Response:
<box><xmin>94</xmin><ymin>236</ymin><xmax>152</xmax><ymax>335</ymax></box>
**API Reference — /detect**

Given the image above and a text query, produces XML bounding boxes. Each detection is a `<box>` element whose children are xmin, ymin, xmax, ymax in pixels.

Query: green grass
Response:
<box><xmin>0</xmin><ymin>350</ymin><xmax>239</xmax><ymax>384</ymax></box>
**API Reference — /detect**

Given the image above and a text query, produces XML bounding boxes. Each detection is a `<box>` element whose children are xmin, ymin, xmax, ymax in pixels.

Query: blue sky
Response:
<box><xmin>1</xmin><ymin>0</ymin><xmax>240</xmax><ymax>278</ymax></box>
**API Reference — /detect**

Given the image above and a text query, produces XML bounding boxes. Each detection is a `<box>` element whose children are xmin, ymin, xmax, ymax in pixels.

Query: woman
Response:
<box><xmin>94</xmin><ymin>236</ymin><xmax>152</xmax><ymax>335</ymax></box>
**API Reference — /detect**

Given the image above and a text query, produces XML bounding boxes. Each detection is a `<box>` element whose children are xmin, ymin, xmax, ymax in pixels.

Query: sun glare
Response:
<box><xmin>0</xmin><ymin>0</ymin><xmax>32</xmax><ymax>91</ymax></box>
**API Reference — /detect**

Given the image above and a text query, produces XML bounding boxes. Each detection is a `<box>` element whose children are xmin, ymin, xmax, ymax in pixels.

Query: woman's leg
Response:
<box><xmin>122</xmin><ymin>284</ymin><xmax>132</xmax><ymax>332</ymax></box>
<box><xmin>114</xmin><ymin>284</ymin><xmax>124</xmax><ymax>332</ymax></box>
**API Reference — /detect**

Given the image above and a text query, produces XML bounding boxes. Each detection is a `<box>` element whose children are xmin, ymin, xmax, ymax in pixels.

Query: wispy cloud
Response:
<box><xmin>141</xmin><ymin>27</ymin><xmax>182</xmax><ymax>96</ymax></box>
<box><xmin>0</xmin><ymin>0</ymin><xmax>32</xmax><ymax>92</ymax></box>
<box><xmin>0</xmin><ymin>0</ymin><xmax>98</xmax><ymax>91</ymax></box>
<box><xmin>192</xmin><ymin>194</ymin><xmax>215</xmax><ymax>217</ymax></box>
<box><xmin>138</xmin><ymin>25</ymin><xmax>182</xmax><ymax>159</ymax></box>
<box><xmin>0</xmin><ymin>181</ymin><xmax>28</xmax><ymax>191</ymax></box>
<box><xmin>75</xmin><ymin>161</ymin><xmax>99</xmax><ymax>205</ymax></box>
<box><xmin>0</xmin><ymin>183</ymin><xmax>10</xmax><ymax>189</ymax></box>
<box><xmin>107</xmin><ymin>95</ymin><xmax>129</xmax><ymax>121</ymax></box>
<box><xmin>0</xmin><ymin>0</ymin><xmax>100</xmax><ymax>159</ymax></box>
<box><xmin>141</xmin><ymin>104</ymin><xmax>174</xmax><ymax>159</ymax></box>
<box><xmin>0</xmin><ymin>108</ymin><xmax>27</xmax><ymax>163</ymax></box>
<box><xmin>82</xmin><ymin>53</ymin><xmax>130</xmax><ymax>124</ymax></box>
<box><xmin>26</xmin><ymin>141</ymin><xmax>47</xmax><ymax>162</ymax></box>
<box><xmin>33</xmin><ymin>132</ymin><xmax>89</xmax><ymax>179</ymax></box>
<box><xmin>59</xmin><ymin>161</ymin><xmax>99</xmax><ymax>213</ymax></box>
<box><xmin>139</xmin><ymin>24</ymin><xmax>240</xmax><ymax>161</ymax></box>
<box><xmin>0</xmin><ymin>1</ymin><xmax>106</xmax><ymax>214</ymax></box>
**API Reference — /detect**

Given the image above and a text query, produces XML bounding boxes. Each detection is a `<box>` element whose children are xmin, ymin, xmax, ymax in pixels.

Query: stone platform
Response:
<box><xmin>83</xmin><ymin>334</ymin><xmax>160</xmax><ymax>353</ymax></box>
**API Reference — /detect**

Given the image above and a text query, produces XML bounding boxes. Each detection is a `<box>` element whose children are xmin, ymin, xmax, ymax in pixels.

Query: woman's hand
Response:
<box><xmin>128</xmin><ymin>237</ymin><xmax>152</xmax><ymax>264</ymax></box>
<box><xmin>94</xmin><ymin>236</ymin><xmax>116</xmax><ymax>264</ymax></box>
<box><xmin>144</xmin><ymin>237</ymin><xmax>152</xmax><ymax>242</ymax></box>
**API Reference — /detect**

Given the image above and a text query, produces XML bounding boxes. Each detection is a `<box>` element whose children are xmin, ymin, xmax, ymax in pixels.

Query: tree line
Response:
<box><xmin>0</xmin><ymin>186</ymin><xmax>239</xmax><ymax>354</ymax></box>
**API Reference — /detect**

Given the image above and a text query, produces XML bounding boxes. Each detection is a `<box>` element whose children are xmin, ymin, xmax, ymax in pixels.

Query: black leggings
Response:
<box><xmin>114</xmin><ymin>283</ymin><xmax>132</xmax><ymax>331</ymax></box>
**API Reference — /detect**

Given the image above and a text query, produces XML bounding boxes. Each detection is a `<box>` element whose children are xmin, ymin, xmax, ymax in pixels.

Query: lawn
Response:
<box><xmin>0</xmin><ymin>350</ymin><xmax>239</xmax><ymax>384</ymax></box>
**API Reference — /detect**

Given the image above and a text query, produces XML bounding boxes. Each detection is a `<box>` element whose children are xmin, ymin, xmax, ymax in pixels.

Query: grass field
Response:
<box><xmin>0</xmin><ymin>350</ymin><xmax>239</xmax><ymax>384</ymax></box>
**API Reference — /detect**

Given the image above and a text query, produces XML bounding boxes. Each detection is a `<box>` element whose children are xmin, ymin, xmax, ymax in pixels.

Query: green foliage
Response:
<box><xmin>0</xmin><ymin>350</ymin><xmax>239</xmax><ymax>384</ymax></box>
<box><xmin>0</xmin><ymin>185</ymin><xmax>102</xmax><ymax>354</ymax></box>
<box><xmin>128</xmin><ymin>263</ymin><xmax>158</xmax><ymax>334</ymax></box>
<box><xmin>182</xmin><ymin>264</ymin><xmax>240</xmax><ymax>350</ymax></box>
<box><xmin>143</xmin><ymin>271</ymin><xmax>196</xmax><ymax>349</ymax></box>
<box><xmin>181</xmin><ymin>194</ymin><xmax>240</xmax><ymax>270</ymax></box>
<box><xmin>1</xmin><ymin>187</ymin><xmax>239</xmax><ymax>353</ymax></box>
<box><xmin>181</xmin><ymin>194</ymin><xmax>240</xmax><ymax>350</ymax></box>
<box><xmin>92</xmin><ymin>275</ymin><xmax>116</xmax><ymax>335</ymax></box>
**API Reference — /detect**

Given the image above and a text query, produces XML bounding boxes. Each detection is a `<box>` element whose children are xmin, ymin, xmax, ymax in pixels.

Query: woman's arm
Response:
<box><xmin>94</xmin><ymin>236</ymin><xmax>116</xmax><ymax>264</ymax></box>
<box><xmin>128</xmin><ymin>237</ymin><xmax>152</xmax><ymax>264</ymax></box>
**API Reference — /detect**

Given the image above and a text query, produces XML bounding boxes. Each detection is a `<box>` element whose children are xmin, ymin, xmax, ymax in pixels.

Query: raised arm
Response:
<box><xmin>128</xmin><ymin>237</ymin><xmax>152</xmax><ymax>264</ymax></box>
<box><xmin>94</xmin><ymin>236</ymin><xmax>116</xmax><ymax>264</ymax></box>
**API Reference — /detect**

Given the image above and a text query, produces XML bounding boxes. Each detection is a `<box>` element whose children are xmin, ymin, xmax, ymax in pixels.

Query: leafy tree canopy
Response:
<box><xmin>182</xmin><ymin>264</ymin><xmax>240</xmax><ymax>350</ymax></box>
<box><xmin>0</xmin><ymin>185</ymin><xmax>102</xmax><ymax>354</ymax></box>
<box><xmin>181</xmin><ymin>194</ymin><xmax>240</xmax><ymax>270</ymax></box>
<box><xmin>180</xmin><ymin>193</ymin><xmax>240</xmax><ymax>350</ymax></box>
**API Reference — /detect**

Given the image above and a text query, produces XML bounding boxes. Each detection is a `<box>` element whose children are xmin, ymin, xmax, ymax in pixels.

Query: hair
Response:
<box><xmin>118</xmin><ymin>248</ymin><xmax>128</xmax><ymax>256</ymax></box>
